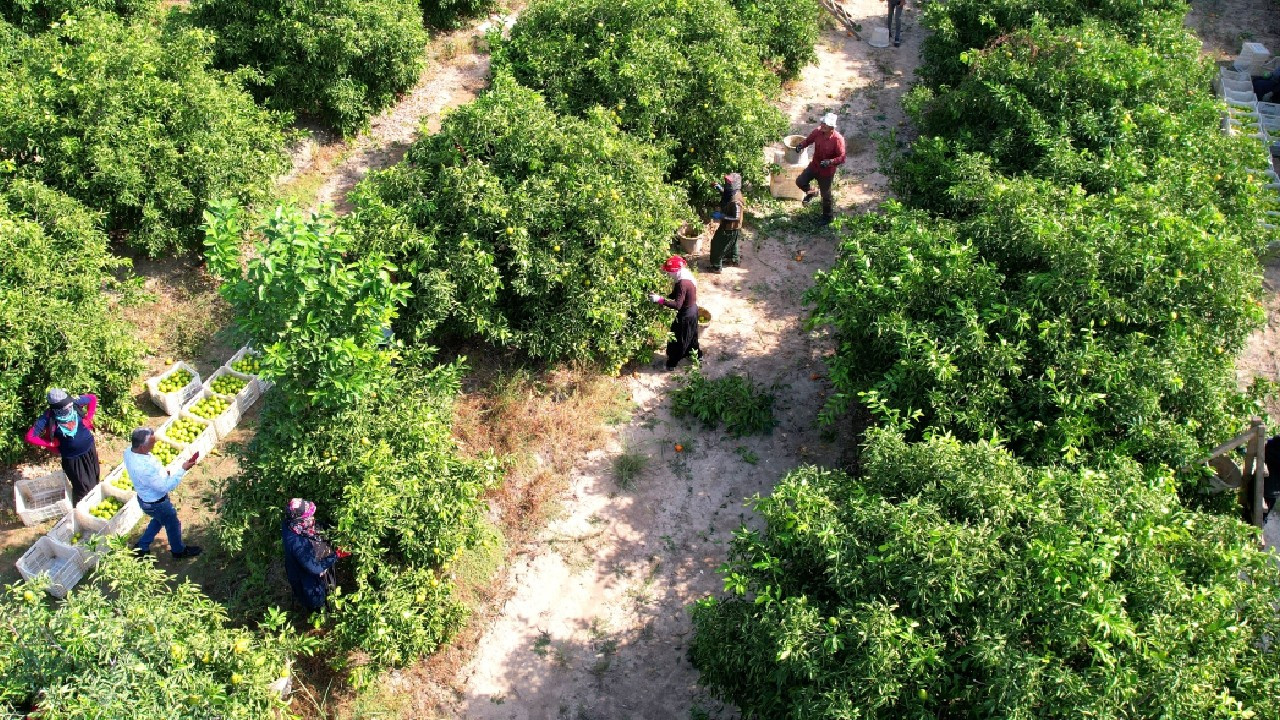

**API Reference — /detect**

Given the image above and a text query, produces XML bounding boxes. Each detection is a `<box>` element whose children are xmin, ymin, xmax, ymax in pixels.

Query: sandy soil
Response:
<box><xmin>374</xmin><ymin>5</ymin><xmax>926</xmax><ymax>718</ymax></box>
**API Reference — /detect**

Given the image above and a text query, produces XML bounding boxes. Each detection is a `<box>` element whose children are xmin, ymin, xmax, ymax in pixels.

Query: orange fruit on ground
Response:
<box><xmin>674</xmin><ymin>443</ymin><xmax>684</xmax><ymax>453</ymax></box>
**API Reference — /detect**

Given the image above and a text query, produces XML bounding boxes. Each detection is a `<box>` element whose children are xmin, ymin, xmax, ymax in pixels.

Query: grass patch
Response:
<box><xmin>451</xmin><ymin>519</ymin><xmax>505</xmax><ymax>607</ymax></box>
<box><xmin>613</xmin><ymin>447</ymin><xmax>648</xmax><ymax>490</ymax></box>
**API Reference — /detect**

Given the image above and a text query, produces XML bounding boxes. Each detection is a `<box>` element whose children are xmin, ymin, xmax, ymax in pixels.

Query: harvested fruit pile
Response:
<box><xmin>166</xmin><ymin>417</ymin><xmax>206</xmax><ymax>445</ymax></box>
<box><xmin>112</xmin><ymin>468</ymin><xmax>133</xmax><ymax>491</ymax></box>
<box><xmin>210</xmin><ymin>373</ymin><xmax>249</xmax><ymax>395</ymax></box>
<box><xmin>157</xmin><ymin>368</ymin><xmax>194</xmax><ymax>394</ymax></box>
<box><xmin>152</xmin><ymin>439</ymin><xmax>179</xmax><ymax>466</ymax></box>
<box><xmin>231</xmin><ymin>356</ymin><xmax>261</xmax><ymax>375</ymax></box>
<box><xmin>190</xmin><ymin>395</ymin><xmax>232</xmax><ymax>420</ymax></box>
<box><xmin>89</xmin><ymin>496</ymin><xmax>122</xmax><ymax>520</ymax></box>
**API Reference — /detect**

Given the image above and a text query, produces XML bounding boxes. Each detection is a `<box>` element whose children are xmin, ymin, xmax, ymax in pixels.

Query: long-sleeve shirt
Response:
<box><xmin>25</xmin><ymin>393</ymin><xmax>97</xmax><ymax>451</ymax></box>
<box><xmin>123</xmin><ymin>448</ymin><xmax>185</xmax><ymax>503</ymax></box>
<box><xmin>798</xmin><ymin>129</ymin><xmax>847</xmax><ymax>178</ymax></box>
<box><xmin>658</xmin><ymin>279</ymin><xmax>698</xmax><ymax>318</ymax></box>
<box><xmin>283</xmin><ymin>522</ymin><xmax>338</xmax><ymax>611</ymax></box>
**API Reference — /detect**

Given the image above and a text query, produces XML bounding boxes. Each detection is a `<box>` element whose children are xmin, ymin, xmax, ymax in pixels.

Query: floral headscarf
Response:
<box><xmin>286</xmin><ymin>498</ymin><xmax>317</xmax><ymax>537</ymax></box>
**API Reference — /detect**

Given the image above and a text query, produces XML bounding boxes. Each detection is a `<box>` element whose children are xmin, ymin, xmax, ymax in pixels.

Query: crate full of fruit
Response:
<box><xmin>103</xmin><ymin>464</ymin><xmax>136</xmax><ymax>502</ymax></box>
<box><xmin>228</xmin><ymin>346</ymin><xmax>271</xmax><ymax>392</ymax></box>
<box><xmin>184</xmin><ymin>388</ymin><xmax>241</xmax><ymax>440</ymax></box>
<box><xmin>17</xmin><ymin>536</ymin><xmax>97</xmax><ymax>599</ymax></box>
<box><xmin>158</xmin><ymin>414</ymin><xmax>216</xmax><ymax>469</ymax></box>
<box><xmin>73</xmin><ymin>482</ymin><xmax>142</xmax><ymax>535</ymax></box>
<box><xmin>146</xmin><ymin>361</ymin><xmax>203</xmax><ymax>416</ymax></box>
<box><xmin>208</xmin><ymin>365</ymin><xmax>260</xmax><ymax>413</ymax></box>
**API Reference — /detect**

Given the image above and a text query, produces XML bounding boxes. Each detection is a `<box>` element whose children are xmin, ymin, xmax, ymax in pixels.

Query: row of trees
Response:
<box><xmin>691</xmin><ymin>2</ymin><xmax>1280</xmax><ymax>719</ymax></box>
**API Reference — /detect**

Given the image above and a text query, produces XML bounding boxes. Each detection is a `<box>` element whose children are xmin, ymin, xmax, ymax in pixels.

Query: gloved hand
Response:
<box><xmin>649</xmin><ymin>293</ymin><xmax>663</xmax><ymax>303</ymax></box>
<box><xmin>713</xmin><ymin>183</ymin><xmax>724</xmax><ymax>193</ymax></box>
<box><xmin>712</xmin><ymin>211</ymin><xmax>723</xmax><ymax>220</ymax></box>
<box><xmin>820</xmin><ymin>159</ymin><xmax>832</xmax><ymax>168</ymax></box>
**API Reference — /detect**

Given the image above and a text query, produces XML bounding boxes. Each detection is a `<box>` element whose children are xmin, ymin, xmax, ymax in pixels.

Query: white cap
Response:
<box><xmin>821</xmin><ymin>112</ymin><xmax>838</xmax><ymax>128</ymax></box>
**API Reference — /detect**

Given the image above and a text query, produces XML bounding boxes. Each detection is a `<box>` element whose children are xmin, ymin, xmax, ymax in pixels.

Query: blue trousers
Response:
<box><xmin>137</xmin><ymin>497</ymin><xmax>186</xmax><ymax>553</ymax></box>
<box><xmin>888</xmin><ymin>0</ymin><xmax>904</xmax><ymax>44</ymax></box>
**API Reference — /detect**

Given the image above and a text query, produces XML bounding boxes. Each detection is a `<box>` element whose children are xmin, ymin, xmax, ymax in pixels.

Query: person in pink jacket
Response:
<box><xmin>25</xmin><ymin>388</ymin><xmax>101</xmax><ymax>504</ymax></box>
<box><xmin>794</xmin><ymin>112</ymin><xmax>847</xmax><ymax>225</ymax></box>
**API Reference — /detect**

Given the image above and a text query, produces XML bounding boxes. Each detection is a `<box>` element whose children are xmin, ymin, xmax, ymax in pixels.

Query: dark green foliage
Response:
<box><xmin>691</xmin><ymin>431</ymin><xmax>1280</xmax><ymax>719</ymax></box>
<box><xmin>349</xmin><ymin>75</ymin><xmax>689</xmax><ymax>370</ymax></box>
<box><xmin>0</xmin><ymin>0</ymin><xmax>152</xmax><ymax>33</ymax></box>
<box><xmin>0</xmin><ymin>179</ymin><xmax>142</xmax><ymax>465</ymax></box>
<box><xmin>419</xmin><ymin>0</ymin><xmax>492</xmax><ymax>29</ymax></box>
<box><xmin>808</xmin><ymin>184</ymin><xmax>1264</xmax><ymax>467</ymax></box>
<box><xmin>219</xmin><ymin>358</ymin><xmax>497</xmax><ymax>677</ymax></box>
<box><xmin>191</xmin><ymin>0</ymin><xmax>429</xmax><ymax>135</ymax></box>
<box><xmin>671</xmin><ymin>362</ymin><xmax>776</xmax><ymax>436</ymax></box>
<box><xmin>0</xmin><ymin>10</ymin><xmax>289</xmax><ymax>255</ymax></box>
<box><xmin>920</xmin><ymin>0</ymin><xmax>1187</xmax><ymax>81</ymax></box>
<box><xmin>732</xmin><ymin>0</ymin><xmax>820</xmax><ymax>80</ymax></box>
<box><xmin>494</xmin><ymin>0</ymin><xmax>789</xmax><ymax>195</ymax></box>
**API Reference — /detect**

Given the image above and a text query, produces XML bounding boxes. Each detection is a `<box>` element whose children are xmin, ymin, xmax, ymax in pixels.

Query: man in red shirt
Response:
<box><xmin>794</xmin><ymin>112</ymin><xmax>846</xmax><ymax>225</ymax></box>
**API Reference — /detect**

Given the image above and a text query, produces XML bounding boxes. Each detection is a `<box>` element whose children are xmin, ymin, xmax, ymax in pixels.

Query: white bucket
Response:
<box><xmin>869</xmin><ymin>27</ymin><xmax>891</xmax><ymax>49</ymax></box>
<box><xmin>781</xmin><ymin>135</ymin><xmax>811</xmax><ymax>165</ymax></box>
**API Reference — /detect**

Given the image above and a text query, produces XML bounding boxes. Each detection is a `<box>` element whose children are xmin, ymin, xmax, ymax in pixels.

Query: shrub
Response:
<box><xmin>0</xmin><ymin>10</ymin><xmax>288</xmax><ymax>255</ymax></box>
<box><xmin>203</xmin><ymin>201</ymin><xmax>410</xmax><ymax>414</ymax></box>
<box><xmin>0</xmin><ymin>178</ymin><xmax>142</xmax><ymax>465</ymax></box>
<box><xmin>671</xmin><ymin>361</ymin><xmax>776</xmax><ymax>436</ymax></box>
<box><xmin>690</xmin><ymin>431</ymin><xmax>1280</xmax><ymax>719</ymax></box>
<box><xmin>896</xmin><ymin>18</ymin><xmax>1268</xmax><ymax>229</ymax></box>
<box><xmin>807</xmin><ymin>183</ymin><xmax>1264</xmax><ymax>468</ymax></box>
<box><xmin>420</xmin><ymin>0</ymin><xmax>493</xmax><ymax>29</ymax></box>
<box><xmin>495</xmin><ymin>0</ymin><xmax>789</xmax><ymax>195</ymax></box>
<box><xmin>0</xmin><ymin>550</ymin><xmax>305</xmax><ymax>718</ymax></box>
<box><xmin>732</xmin><ymin>0</ymin><xmax>820</xmax><ymax>81</ymax></box>
<box><xmin>0</xmin><ymin>0</ymin><xmax>152</xmax><ymax>33</ymax></box>
<box><xmin>191</xmin><ymin>0</ymin><xmax>429</xmax><ymax>135</ymax></box>
<box><xmin>920</xmin><ymin>0</ymin><xmax>1185</xmax><ymax>81</ymax></box>
<box><xmin>348</xmin><ymin>75</ymin><xmax>689</xmax><ymax>370</ymax></box>
<box><xmin>219</xmin><ymin>359</ymin><xmax>498</xmax><ymax>679</ymax></box>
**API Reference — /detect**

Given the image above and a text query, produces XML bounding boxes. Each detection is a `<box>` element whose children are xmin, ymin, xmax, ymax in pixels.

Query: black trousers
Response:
<box><xmin>63</xmin><ymin>446</ymin><xmax>100</xmax><ymax>505</ymax></box>
<box><xmin>666</xmin><ymin>312</ymin><xmax>701</xmax><ymax>369</ymax></box>
<box><xmin>796</xmin><ymin>167</ymin><xmax>835</xmax><ymax>220</ymax></box>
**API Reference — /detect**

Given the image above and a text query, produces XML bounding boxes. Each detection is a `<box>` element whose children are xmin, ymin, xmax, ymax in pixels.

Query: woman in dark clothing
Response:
<box><xmin>282</xmin><ymin>498</ymin><xmax>339</xmax><ymax>612</ymax></box>
<box><xmin>708</xmin><ymin>173</ymin><xmax>744</xmax><ymax>271</ymax></box>
<box><xmin>25</xmin><ymin>388</ymin><xmax>100</xmax><ymax>504</ymax></box>
<box><xmin>649</xmin><ymin>255</ymin><xmax>701</xmax><ymax>370</ymax></box>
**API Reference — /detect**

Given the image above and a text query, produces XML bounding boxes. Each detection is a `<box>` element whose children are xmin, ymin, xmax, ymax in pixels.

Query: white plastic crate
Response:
<box><xmin>1260</xmin><ymin>102</ymin><xmax>1280</xmax><ymax>118</ymax></box>
<box><xmin>74</xmin><ymin>482</ymin><xmax>143</xmax><ymax>535</ymax></box>
<box><xmin>1227</xmin><ymin>97</ymin><xmax>1259</xmax><ymax>112</ymax></box>
<box><xmin>183</xmin><ymin>387</ymin><xmax>241</xmax><ymax>440</ymax></box>
<box><xmin>1236</xmin><ymin>42</ymin><xmax>1271</xmax><ymax>73</ymax></box>
<box><xmin>14</xmin><ymin>471</ymin><xmax>72</xmax><ymax>527</ymax></box>
<box><xmin>1225</xmin><ymin>88</ymin><xmax>1260</xmax><ymax>104</ymax></box>
<box><xmin>47</xmin><ymin>511</ymin><xmax>112</xmax><ymax>562</ymax></box>
<box><xmin>158</xmin><ymin>413</ymin><xmax>216</xmax><ymax>470</ymax></box>
<box><xmin>1219</xmin><ymin>78</ymin><xmax>1256</xmax><ymax>95</ymax></box>
<box><xmin>17</xmin><ymin>536</ymin><xmax>96</xmax><ymax>599</ymax></box>
<box><xmin>1221</xmin><ymin>68</ymin><xmax>1253</xmax><ymax>84</ymax></box>
<box><xmin>207</xmin><ymin>365</ymin><xmax>260</xmax><ymax>414</ymax></box>
<box><xmin>227</xmin><ymin>346</ymin><xmax>271</xmax><ymax>392</ymax></box>
<box><xmin>102</xmin><ymin>464</ymin><xmax>137</xmax><ymax>503</ymax></box>
<box><xmin>146</xmin><ymin>361</ymin><xmax>203</xmax><ymax>416</ymax></box>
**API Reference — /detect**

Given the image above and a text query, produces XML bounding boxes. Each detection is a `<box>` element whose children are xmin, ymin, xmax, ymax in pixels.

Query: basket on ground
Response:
<box><xmin>47</xmin><ymin>511</ymin><xmax>112</xmax><ymax>562</ymax></box>
<box><xmin>227</xmin><ymin>346</ymin><xmax>271</xmax><ymax>392</ymax></box>
<box><xmin>14</xmin><ymin>471</ymin><xmax>72</xmax><ymax>527</ymax></box>
<box><xmin>17</xmin><ymin>536</ymin><xmax>97</xmax><ymax>599</ymax></box>
<box><xmin>146</xmin><ymin>361</ymin><xmax>203</xmax><ymax>416</ymax></box>
<box><xmin>157</xmin><ymin>413</ymin><xmax>216</xmax><ymax>470</ymax></box>
<box><xmin>183</xmin><ymin>387</ymin><xmax>241</xmax><ymax>440</ymax></box>
<box><xmin>74</xmin><ymin>482</ymin><xmax>143</xmax><ymax>535</ymax></box>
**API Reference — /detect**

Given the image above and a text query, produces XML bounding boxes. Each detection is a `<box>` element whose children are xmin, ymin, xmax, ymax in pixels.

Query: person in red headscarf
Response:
<box><xmin>649</xmin><ymin>255</ymin><xmax>701</xmax><ymax>370</ymax></box>
<box><xmin>282</xmin><ymin>498</ymin><xmax>341</xmax><ymax>612</ymax></box>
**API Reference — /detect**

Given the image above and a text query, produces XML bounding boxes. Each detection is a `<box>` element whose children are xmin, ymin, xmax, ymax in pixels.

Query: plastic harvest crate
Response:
<box><xmin>146</xmin><ymin>361</ymin><xmax>203</xmax><ymax>416</ymax></box>
<box><xmin>14</xmin><ymin>470</ymin><xmax>73</xmax><ymax>527</ymax></box>
<box><xmin>183</xmin><ymin>387</ymin><xmax>241</xmax><ymax>440</ymax></box>
<box><xmin>227</xmin><ymin>346</ymin><xmax>271</xmax><ymax>392</ymax></box>
<box><xmin>17</xmin><ymin>536</ymin><xmax>96</xmax><ymax>599</ymax></box>
<box><xmin>47</xmin><ymin>511</ymin><xmax>113</xmax><ymax>563</ymax></box>
<box><xmin>157</xmin><ymin>413</ymin><xmax>216</xmax><ymax>471</ymax></box>
<box><xmin>73</xmin><ymin>482</ymin><xmax>143</xmax><ymax>535</ymax></box>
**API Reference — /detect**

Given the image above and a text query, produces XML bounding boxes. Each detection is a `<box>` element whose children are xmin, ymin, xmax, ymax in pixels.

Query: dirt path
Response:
<box><xmin>376</xmin><ymin>6</ymin><xmax>927</xmax><ymax>718</ymax></box>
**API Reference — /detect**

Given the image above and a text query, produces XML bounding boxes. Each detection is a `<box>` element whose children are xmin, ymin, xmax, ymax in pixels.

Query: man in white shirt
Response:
<box><xmin>124</xmin><ymin>427</ymin><xmax>202</xmax><ymax>559</ymax></box>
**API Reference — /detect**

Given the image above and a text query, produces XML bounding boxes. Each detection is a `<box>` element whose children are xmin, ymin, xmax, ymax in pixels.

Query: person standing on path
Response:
<box><xmin>124</xmin><ymin>427</ymin><xmax>202</xmax><ymax>559</ymax></box>
<box><xmin>888</xmin><ymin>0</ymin><xmax>906</xmax><ymax>48</ymax></box>
<box><xmin>25</xmin><ymin>389</ymin><xmax>101</xmax><ymax>504</ymax></box>
<box><xmin>794</xmin><ymin>113</ymin><xmax>847</xmax><ymax>225</ymax></box>
<box><xmin>708</xmin><ymin>172</ymin><xmax>744</xmax><ymax>272</ymax></box>
<box><xmin>649</xmin><ymin>255</ymin><xmax>701</xmax><ymax>371</ymax></box>
<box><xmin>282</xmin><ymin>498</ymin><xmax>343</xmax><ymax>613</ymax></box>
